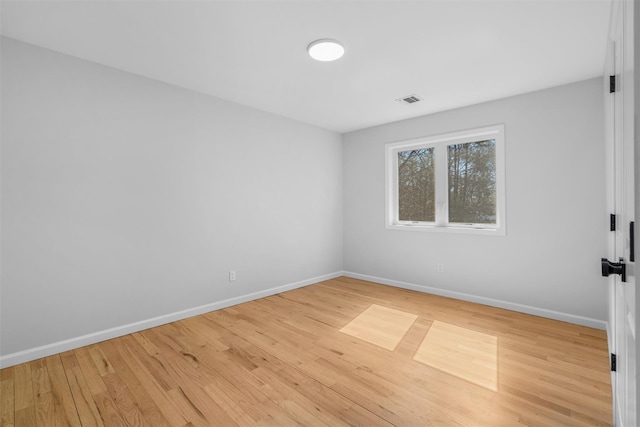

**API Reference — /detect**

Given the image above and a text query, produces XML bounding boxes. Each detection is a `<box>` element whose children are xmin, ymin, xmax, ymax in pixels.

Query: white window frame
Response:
<box><xmin>385</xmin><ymin>124</ymin><xmax>506</xmax><ymax>236</ymax></box>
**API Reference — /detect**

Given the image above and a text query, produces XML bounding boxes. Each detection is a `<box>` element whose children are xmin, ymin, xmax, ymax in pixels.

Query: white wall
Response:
<box><xmin>0</xmin><ymin>35</ymin><xmax>609</xmax><ymax>366</ymax></box>
<box><xmin>0</xmin><ymin>38</ymin><xmax>343</xmax><ymax>360</ymax></box>
<box><xmin>343</xmin><ymin>78</ymin><xmax>607</xmax><ymax>325</ymax></box>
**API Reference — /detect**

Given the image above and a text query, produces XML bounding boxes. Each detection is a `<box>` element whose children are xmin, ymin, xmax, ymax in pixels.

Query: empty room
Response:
<box><xmin>1</xmin><ymin>0</ymin><xmax>638</xmax><ymax>426</ymax></box>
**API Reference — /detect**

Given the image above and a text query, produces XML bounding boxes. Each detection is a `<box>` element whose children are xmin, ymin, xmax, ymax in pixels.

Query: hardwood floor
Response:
<box><xmin>0</xmin><ymin>277</ymin><xmax>612</xmax><ymax>426</ymax></box>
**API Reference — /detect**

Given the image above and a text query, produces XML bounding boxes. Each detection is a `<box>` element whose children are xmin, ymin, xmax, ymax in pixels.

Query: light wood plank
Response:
<box><xmin>31</xmin><ymin>364</ymin><xmax>54</xmax><ymax>427</ymax></box>
<box><xmin>0</xmin><ymin>377</ymin><xmax>14</xmax><ymax>427</ymax></box>
<box><xmin>340</xmin><ymin>304</ymin><xmax>418</xmax><ymax>350</ymax></box>
<box><xmin>99</xmin><ymin>341</ymin><xmax>171</xmax><ymax>427</ymax></box>
<box><xmin>414</xmin><ymin>320</ymin><xmax>499</xmax><ymax>391</ymax></box>
<box><xmin>59</xmin><ymin>351</ymin><xmax>105</xmax><ymax>427</ymax></box>
<box><xmin>113</xmin><ymin>336</ymin><xmax>189</xmax><ymax>427</ymax></box>
<box><xmin>0</xmin><ymin>277</ymin><xmax>613</xmax><ymax>426</ymax></box>
<box><xmin>43</xmin><ymin>355</ymin><xmax>82</xmax><ymax>426</ymax></box>
<box><xmin>13</xmin><ymin>363</ymin><xmax>36</xmax><ymax>427</ymax></box>
<box><xmin>74</xmin><ymin>347</ymin><xmax>108</xmax><ymax>396</ymax></box>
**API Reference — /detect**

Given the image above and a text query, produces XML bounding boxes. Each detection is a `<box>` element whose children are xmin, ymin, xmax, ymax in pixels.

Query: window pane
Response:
<box><xmin>398</xmin><ymin>148</ymin><xmax>435</xmax><ymax>222</ymax></box>
<box><xmin>447</xmin><ymin>140</ymin><xmax>496</xmax><ymax>224</ymax></box>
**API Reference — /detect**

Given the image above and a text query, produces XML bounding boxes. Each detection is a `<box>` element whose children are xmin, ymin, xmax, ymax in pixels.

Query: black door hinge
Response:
<box><xmin>631</xmin><ymin>222</ymin><xmax>635</xmax><ymax>262</ymax></box>
<box><xmin>611</xmin><ymin>214</ymin><xmax>617</xmax><ymax>231</ymax></box>
<box><xmin>611</xmin><ymin>353</ymin><xmax>617</xmax><ymax>372</ymax></box>
<box><xmin>610</xmin><ymin>75</ymin><xmax>617</xmax><ymax>93</ymax></box>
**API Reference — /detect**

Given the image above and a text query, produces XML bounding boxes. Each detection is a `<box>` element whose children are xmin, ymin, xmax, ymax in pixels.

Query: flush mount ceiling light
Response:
<box><xmin>307</xmin><ymin>39</ymin><xmax>345</xmax><ymax>62</ymax></box>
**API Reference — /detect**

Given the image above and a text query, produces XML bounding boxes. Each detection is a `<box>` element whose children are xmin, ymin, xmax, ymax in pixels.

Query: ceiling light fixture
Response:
<box><xmin>307</xmin><ymin>39</ymin><xmax>345</xmax><ymax>62</ymax></box>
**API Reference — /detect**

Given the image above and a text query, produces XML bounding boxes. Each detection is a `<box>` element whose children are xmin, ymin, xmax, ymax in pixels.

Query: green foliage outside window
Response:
<box><xmin>447</xmin><ymin>140</ymin><xmax>496</xmax><ymax>224</ymax></box>
<box><xmin>398</xmin><ymin>148</ymin><xmax>435</xmax><ymax>222</ymax></box>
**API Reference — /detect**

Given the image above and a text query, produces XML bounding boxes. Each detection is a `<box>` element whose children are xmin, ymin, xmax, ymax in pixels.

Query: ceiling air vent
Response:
<box><xmin>396</xmin><ymin>94</ymin><xmax>423</xmax><ymax>105</ymax></box>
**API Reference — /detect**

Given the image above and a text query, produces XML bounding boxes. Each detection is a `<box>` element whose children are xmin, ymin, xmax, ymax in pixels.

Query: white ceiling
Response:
<box><xmin>1</xmin><ymin>0</ymin><xmax>611</xmax><ymax>133</ymax></box>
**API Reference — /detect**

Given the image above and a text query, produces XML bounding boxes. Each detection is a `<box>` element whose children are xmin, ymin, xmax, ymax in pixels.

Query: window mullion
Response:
<box><xmin>434</xmin><ymin>145</ymin><xmax>448</xmax><ymax>226</ymax></box>
<box><xmin>389</xmin><ymin>148</ymin><xmax>400</xmax><ymax>225</ymax></box>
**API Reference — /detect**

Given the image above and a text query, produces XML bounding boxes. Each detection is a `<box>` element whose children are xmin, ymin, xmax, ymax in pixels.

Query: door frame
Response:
<box><xmin>606</xmin><ymin>0</ymin><xmax>636</xmax><ymax>425</ymax></box>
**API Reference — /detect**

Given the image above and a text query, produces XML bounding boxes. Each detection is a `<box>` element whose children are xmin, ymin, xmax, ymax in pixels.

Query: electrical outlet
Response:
<box><xmin>437</xmin><ymin>264</ymin><xmax>444</xmax><ymax>273</ymax></box>
<box><xmin>229</xmin><ymin>270</ymin><xmax>236</xmax><ymax>282</ymax></box>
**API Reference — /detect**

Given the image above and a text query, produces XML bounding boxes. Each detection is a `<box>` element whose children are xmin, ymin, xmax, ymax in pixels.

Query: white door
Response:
<box><xmin>605</xmin><ymin>1</ymin><xmax>636</xmax><ymax>425</ymax></box>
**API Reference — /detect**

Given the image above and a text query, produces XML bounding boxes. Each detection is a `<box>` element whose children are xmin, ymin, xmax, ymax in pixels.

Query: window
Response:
<box><xmin>385</xmin><ymin>124</ymin><xmax>505</xmax><ymax>235</ymax></box>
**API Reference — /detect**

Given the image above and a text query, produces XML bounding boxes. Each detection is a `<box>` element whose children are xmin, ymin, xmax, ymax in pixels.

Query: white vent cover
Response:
<box><xmin>396</xmin><ymin>94</ymin><xmax>423</xmax><ymax>105</ymax></box>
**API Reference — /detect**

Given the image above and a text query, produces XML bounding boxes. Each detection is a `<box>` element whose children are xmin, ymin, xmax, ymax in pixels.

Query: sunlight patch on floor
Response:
<box><xmin>414</xmin><ymin>320</ymin><xmax>498</xmax><ymax>391</ymax></box>
<box><xmin>340</xmin><ymin>304</ymin><xmax>418</xmax><ymax>351</ymax></box>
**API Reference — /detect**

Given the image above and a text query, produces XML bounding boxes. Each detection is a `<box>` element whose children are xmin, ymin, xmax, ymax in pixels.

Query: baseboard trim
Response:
<box><xmin>0</xmin><ymin>271</ymin><xmax>343</xmax><ymax>369</ymax></box>
<box><xmin>343</xmin><ymin>271</ymin><xmax>608</xmax><ymax>330</ymax></box>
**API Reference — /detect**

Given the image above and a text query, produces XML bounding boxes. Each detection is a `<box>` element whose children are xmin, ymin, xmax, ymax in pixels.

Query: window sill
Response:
<box><xmin>386</xmin><ymin>223</ymin><xmax>506</xmax><ymax>236</ymax></box>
